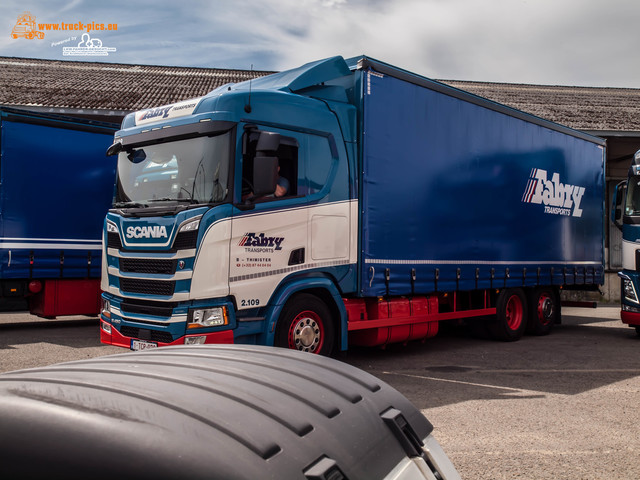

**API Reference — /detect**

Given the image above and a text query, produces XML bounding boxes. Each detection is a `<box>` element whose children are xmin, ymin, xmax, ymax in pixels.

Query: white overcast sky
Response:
<box><xmin>2</xmin><ymin>0</ymin><xmax>639</xmax><ymax>88</ymax></box>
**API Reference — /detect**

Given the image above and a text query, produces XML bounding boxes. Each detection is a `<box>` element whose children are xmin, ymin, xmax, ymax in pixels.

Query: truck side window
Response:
<box><xmin>306</xmin><ymin>135</ymin><xmax>333</xmax><ymax>194</ymax></box>
<box><xmin>241</xmin><ymin>128</ymin><xmax>299</xmax><ymax>201</ymax></box>
<box><xmin>625</xmin><ymin>176</ymin><xmax>640</xmax><ymax>216</ymax></box>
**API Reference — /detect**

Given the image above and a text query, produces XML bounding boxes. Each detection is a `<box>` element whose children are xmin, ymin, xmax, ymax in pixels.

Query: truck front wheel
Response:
<box><xmin>490</xmin><ymin>288</ymin><xmax>527</xmax><ymax>341</ymax></box>
<box><xmin>275</xmin><ymin>294</ymin><xmax>335</xmax><ymax>355</ymax></box>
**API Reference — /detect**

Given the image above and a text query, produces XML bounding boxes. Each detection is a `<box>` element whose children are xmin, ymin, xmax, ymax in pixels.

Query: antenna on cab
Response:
<box><xmin>244</xmin><ymin>64</ymin><xmax>253</xmax><ymax>113</ymax></box>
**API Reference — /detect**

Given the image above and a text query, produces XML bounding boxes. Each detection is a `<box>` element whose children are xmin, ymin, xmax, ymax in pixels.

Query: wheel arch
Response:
<box><xmin>262</xmin><ymin>274</ymin><xmax>348</xmax><ymax>351</ymax></box>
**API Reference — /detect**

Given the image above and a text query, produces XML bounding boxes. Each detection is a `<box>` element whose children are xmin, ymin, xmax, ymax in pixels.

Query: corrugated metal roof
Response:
<box><xmin>0</xmin><ymin>56</ymin><xmax>273</xmax><ymax>111</ymax></box>
<box><xmin>1</xmin><ymin>56</ymin><xmax>639</xmax><ymax>132</ymax></box>
<box><xmin>439</xmin><ymin>80</ymin><xmax>640</xmax><ymax>133</ymax></box>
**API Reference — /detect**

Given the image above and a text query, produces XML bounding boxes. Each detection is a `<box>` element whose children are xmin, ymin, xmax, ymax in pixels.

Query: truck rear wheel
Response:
<box><xmin>490</xmin><ymin>288</ymin><xmax>527</xmax><ymax>341</ymax></box>
<box><xmin>527</xmin><ymin>287</ymin><xmax>559</xmax><ymax>336</ymax></box>
<box><xmin>275</xmin><ymin>294</ymin><xmax>335</xmax><ymax>355</ymax></box>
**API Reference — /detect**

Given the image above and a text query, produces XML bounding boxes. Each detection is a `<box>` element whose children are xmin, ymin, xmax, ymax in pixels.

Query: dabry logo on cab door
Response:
<box><xmin>522</xmin><ymin>168</ymin><xmax>586</xmax><ymax>217</ymax></box>
<box><xmin>239</xmin><ymin>232</ymin><xmax>284</xmax><ymax>252</ymax></box>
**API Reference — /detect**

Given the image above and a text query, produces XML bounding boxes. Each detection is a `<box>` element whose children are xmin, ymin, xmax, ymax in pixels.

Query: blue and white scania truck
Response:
<box><xmin>612</xmin><ymin>152</ymin><xmax>640</xmax><ymax>335</ymax></box>
<box><xmin>100</xmin><ymin>56</ymin><xmax>605</xmax><ymax>353</ymax></box>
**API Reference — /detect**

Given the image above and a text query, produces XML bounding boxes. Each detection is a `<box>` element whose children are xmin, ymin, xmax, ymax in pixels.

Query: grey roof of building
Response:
<box><xmin>0</xmin><ymin>56</ymin><xmax>273</xmax><ymax>113</ymax></box>
<box><xmin>1</xmin><ymin>56</ymin><xmax>639</xmax><ymax>133</ymax></box>
<box><xmin>439</xmin><ymin>79</ymin><xmax>640</xmax><ymax>133</ymax></box>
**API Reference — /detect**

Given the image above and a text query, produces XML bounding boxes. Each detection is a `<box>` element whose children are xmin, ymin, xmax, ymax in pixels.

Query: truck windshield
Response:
<box><xmin>626</xmin><ymin>175</ymin><xmax>640</xmax><ymax>216</ymax></box>
<box><xmin>115</xmin><ymin>132</ymin><xmax>232</xmax><ymax>206</ymax></box>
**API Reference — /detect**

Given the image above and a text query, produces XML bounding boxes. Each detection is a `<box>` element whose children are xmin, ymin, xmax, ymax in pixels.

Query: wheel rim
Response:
<box><xmin>288</xmin><ymin>310</ymin><xmax>324</xmax><ymax>353</ymax></box>
<box><xmin>536</xmin><ymin>294</ymin><xmax>554</xmax><ymax>326</ymax></box>
<box><xmin>505</xmin><ymin>295</ymin><xmax>524</xmax><ymax>331</ymax></box>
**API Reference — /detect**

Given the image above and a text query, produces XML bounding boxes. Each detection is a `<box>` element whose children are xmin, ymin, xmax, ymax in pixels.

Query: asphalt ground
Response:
<box><xmin>0</xmin><ymin>305</ymin><xmax>638</xmax><ymax>479</ymax></box>
<box><xmin>346</xmin><ymin>306</ymin><xmax>640</xmax><ymax>479</ymax></box>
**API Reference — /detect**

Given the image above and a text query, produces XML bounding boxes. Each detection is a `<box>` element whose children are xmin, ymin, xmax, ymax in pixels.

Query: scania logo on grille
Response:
<box><xmin>125</xmin><ymin>226</ymin><xmax>168</xmax><ymax>239</ymax></box>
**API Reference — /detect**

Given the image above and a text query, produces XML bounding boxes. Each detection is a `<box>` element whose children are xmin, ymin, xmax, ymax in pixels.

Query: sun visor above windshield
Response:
<box><xmin>134</xmin><ymin>97</ymin><xmax>204</xmax><ymax>127</ymax></box>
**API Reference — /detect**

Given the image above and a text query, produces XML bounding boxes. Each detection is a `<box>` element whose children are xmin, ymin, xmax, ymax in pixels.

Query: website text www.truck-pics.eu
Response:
<box><xmin>39</xmin><ymin>21</ymin><xmax>117</xmax><ymax>33</ymax></box>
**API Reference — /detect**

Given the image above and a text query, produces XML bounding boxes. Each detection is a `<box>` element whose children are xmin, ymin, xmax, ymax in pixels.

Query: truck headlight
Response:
<box><xmin>101</xmin><ymin>298</ymin><xmax>111</xmax><ymax>319</ymax></box>
<box><xmin>623</xmin><ymin>278</ymin><xmax>639</xmax><ymax>303</ymax></box>
<box><xmin>101</xmin><ymin>321</ymin><xmax>112</xmax><ymax>334</ymax></box>
<box><xmin>179</xmin><ymin>217</ymin><xmax>200</xmax><ymax>233</ymax></box>
<box><xmin>188</xmin><ymin>306</ymin><xmax>228</xmax><ymax>328</ymax></box>
<box><xmin>106</xmin><ymin>221</ymin><xmax>119</xmax><ymax>234</ymax></box>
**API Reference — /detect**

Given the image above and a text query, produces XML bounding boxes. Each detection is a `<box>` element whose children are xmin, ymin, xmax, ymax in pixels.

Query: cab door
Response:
<box><xmin>229</xmin><ymin>126</ymin><xmax>309</xmax><ymax>310</ymax></box>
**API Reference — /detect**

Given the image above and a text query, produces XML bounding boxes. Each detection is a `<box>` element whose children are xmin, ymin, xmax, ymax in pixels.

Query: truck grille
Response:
<box><xmin>119</xmin><ymin>326</ymin><xmax>174</xmax><ymax>343</ymax></box>
<box><xmin>173</xmin><ymin>230</ymin><xmax>198</xmax><ymax>250</ymax></box>
<box><xmin>120</xmin><ymin>258</ymin><xmax>176</xmax><ymax>275</ymax></box>
<box><xmin>107</xmin><ymin>229</ymin><xmax>196</xmax><ymax>252</ymax></box>
<box><xmin>120</xmin><ymin>278</ymin><xmax>175</xmax><ymax>296</ymax></box>
<box><xmin>107</xmin><ymin>232</ymin><xmax>122</xmax><ymax>249</ymax></box>
<box><xmin>121</xmin><ymin>299</ymin><xmax>177</xmax><ymax>317</ymax></box>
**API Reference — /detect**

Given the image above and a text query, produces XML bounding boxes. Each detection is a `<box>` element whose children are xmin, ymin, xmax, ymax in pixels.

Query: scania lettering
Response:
<box><xmin>100</xmin><ymin>56</ymin><xmax>605</xmax><ymax>353</ymax></box>
<box><xmin>126</xmin><ymin>226</ymin><xmax>168</xmax><ymax>239</ymax></box>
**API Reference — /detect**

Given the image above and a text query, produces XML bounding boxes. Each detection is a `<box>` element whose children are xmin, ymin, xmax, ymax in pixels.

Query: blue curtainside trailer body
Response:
<box><xmin>0</xmin><ymin>108</ymin><xmax>117</xmax><ymax>316</ymax></box>
<box><xmin>100</xmin><ymin>56</ymin><xmax>605</xmax><ymax>352</ymax></box>
<box><xmin>359</xmin><ymin>61</ymin><xmax>605</xmax><ymax>297</ymax></box>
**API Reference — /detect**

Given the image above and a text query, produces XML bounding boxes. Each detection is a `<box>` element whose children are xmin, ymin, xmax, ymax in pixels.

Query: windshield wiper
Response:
<box><xmin>148</xmin><ymin>197</ymin><xmax>198</xmax><ymax>204</ymax></box>
<box><xmin>113</xmin><ymin>201</ymin><xmax>148</xmax><ymax>208</ymax></box>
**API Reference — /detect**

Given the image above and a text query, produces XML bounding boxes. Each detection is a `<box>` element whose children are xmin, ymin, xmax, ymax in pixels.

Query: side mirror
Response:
<box><xmin>256</xmin><ymin>131</ymin><xmax>281</xmax><ymax>152</ymax></box>
<box><xmin>106</xmin><ymin>140</ymin><xmax>123</xmax><ymax>156</ymax></box>
<box><xmin>252</xmin><ymin>156</ymin><xmax>278</xmax><ymax>196</ymax></box>
<box><xmin>612</xmin><ymin>180</ymin><xmax>627</xmax><ymax>230</ymax></box>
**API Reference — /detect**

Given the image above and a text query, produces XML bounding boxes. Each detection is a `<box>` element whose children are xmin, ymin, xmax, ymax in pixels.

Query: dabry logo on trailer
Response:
<box><xmin>522</xmin><ymin>168</ymin><xmax>586</xmax><ymax>217</ymax></box>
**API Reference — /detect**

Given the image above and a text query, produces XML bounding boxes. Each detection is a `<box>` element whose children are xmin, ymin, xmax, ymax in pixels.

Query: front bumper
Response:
<box><xmin>100</xmin><ymin>319</ymin><xmax>234</xmax><ymax>348</ymax></box>
<box><xmin>100</xmin><ymin>291</ymin><xmax>238</xmax><ymax>349</ymax></box>
<box><xmin>619</xmin><ymin>271</ymin><xmax>640</xmax><ymax>326</ymax></box>
<box><xmin>621</xmin><ymin>309</ymin><xmax>640</xmax><ymax>327</ymax></box>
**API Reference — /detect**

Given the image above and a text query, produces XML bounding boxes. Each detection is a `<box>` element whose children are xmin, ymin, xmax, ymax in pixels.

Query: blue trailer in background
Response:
<box><xmin>100</xmin><ymin>56</ymin><xmax>605</xmax><ymax>353</ymax></box>
<box><xmin>0</xmin><ymin>108</ymin><xmax>117</xmax><ymax>317</ymax></box>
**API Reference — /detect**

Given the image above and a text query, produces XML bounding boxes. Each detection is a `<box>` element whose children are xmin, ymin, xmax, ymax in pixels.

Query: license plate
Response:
<box><xmin>131</xmin><ymin>339</ymin><xmax>158</xmax><ymax>351</ymax></box>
